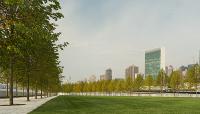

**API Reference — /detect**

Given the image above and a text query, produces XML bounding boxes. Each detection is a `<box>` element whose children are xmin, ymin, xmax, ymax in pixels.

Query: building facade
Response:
<box><xmin>100</xmin><ymin>75</ymin><xmax>105</xmax><ymax>80</ymax></box>
<box><xmin>99</xmin><ymin>68</ymin><xmax>112</xmax><ymax>80</ymax></box>
<box><xmin>105</xmin><ymin>68</ymin><xmax>112</xmax><ymax>80</ymax></box>
<box><xmin>145</xmin><ymin>48</ymin><xmax>165</xmax><ymax>79</ymax></box>
<box><xmin>125</xmin><ymin>65</ymin><xmax>139</xmax><ymax>80</ymax></box>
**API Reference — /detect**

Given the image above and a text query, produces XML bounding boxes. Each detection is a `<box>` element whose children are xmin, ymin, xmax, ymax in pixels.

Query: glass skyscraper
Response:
<box><xmin>145</xmin><ymin>48</ymin><xmax>165</xmax><ymax>79</ymax></box>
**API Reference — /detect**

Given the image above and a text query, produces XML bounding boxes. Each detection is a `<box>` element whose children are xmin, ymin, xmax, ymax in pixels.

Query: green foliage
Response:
<box><xmin>0</xmin><ymin>0</ymin><xmax>65</xmax><ymax>104</ymax></box>
<box><xmin>125</xmin><ymin>76</ymin><xmax>133</xmax><ymax>92</ymax></box>
<box><xmin>156</xmin><ymin>69</ymin><xmax>167</xmax><ymax>92</ymax></box>
<box><xmin>62</xmin><ymin>66</ymin><xmax>200</xmax><ymax>94</ymax></box>
<box><xmin>133</xmin><ymin>74</ymin><xmax>144</xmax><ymax>91</ymax></box>
<box><xmin>185</xmin><ymin>64</ymin><xmax>200</xmax><ymax>90</ymax></box>
<box><xmin>108</xmin><ymin>80</ymin><xmax>114</xmax><ymax>92</ymax></box>
<box><xmin>115</xmin><ymin>80</ymin><xmax>125</xmax><ymax>92</ymax></box>
<box><xmin>144</xmin><ymin>75</ymin><xmax>153</xmax><ymax>91</ymax></box>
<box><xmin>170</xmin><ymin>70</ymin><xmax>181</xmax><ymax>92</ymax></box>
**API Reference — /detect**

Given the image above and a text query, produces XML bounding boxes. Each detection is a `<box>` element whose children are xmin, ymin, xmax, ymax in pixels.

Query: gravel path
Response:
<box><xmin>0</xmin><ymin>96</ymin><xmax>56</xmax><ymax>114</ymax></box>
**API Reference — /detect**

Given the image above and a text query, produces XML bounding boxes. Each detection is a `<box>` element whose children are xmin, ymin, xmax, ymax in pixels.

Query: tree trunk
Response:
<box><xmin>35</xmin><ymin>83</ymin><xmax>37</xmax><ymax>99</ymax></box>
<box><xmin>174</xmin><ymin>89</ymin><xmax>175</xmax><ymax>97</ymax></box>
<box><xmin>27</xmin><ymin>70</ymin><xmax>30</xmax><ymax>101</ymax></box>
<box><xmin>9</xmin><ymin>23</ymin><xmax>15</xmax><ymax>105</ymax></box>
<box><xmin>32</xmin><ymin>89</ymin><xmax>34</xmax><ymax>97</ymax></box>
<box><xmin>41</xmin><ymin>87</ymin><xmax>43</xmax><ymax>98</ymax></box>
<box><xmin>49</xmin><ymin>89</ymin><xmax>52</xmax><ymax>97</ymax></box>
<box><xmin>6</xmin><ymin>78</ymin><xmax>9</xmax><ymax>97</ymax></box>
<box><xmin>16</xmin><ymin>79</ymin><xmax>18</xmax><ymax>97</ymax></box>
<box><xmin>196</xmin><ymin>84</ymin><xmax>198</xmax><ymax>97</ymax></box>
<box><xmin>148</xmin><ymin>86</ymin><xmax>151</xmax><ymax>96</ymax></box>
<box><xmin>160</xmin><ymin>86</ymin><xmax>163</xmax><ymax>96</ymax></box>
<box><xmin>22</xmin><ymin>83</ymin><xmax>24</xmax><ymax>97</ymax></box>
<box><xmin>26</xmin><ymin>57</ymin><xmax>31</xmax><ymax>101</ymax></box>
<box><xmin>9</xmin><ymin>56</ymin><xmax>14</xmax><ymax>105</ymax></box>
<box><xmin>47</xmin><ymin>81</ymin><xmax>49</xmax><ymax>97</ymax></box>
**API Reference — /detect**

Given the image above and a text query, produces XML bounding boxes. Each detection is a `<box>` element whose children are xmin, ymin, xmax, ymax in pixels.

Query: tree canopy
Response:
<box><xmin>0</xmin><ymin>0</ymin><xmax>66</xmax><ymax>105</ymax></box>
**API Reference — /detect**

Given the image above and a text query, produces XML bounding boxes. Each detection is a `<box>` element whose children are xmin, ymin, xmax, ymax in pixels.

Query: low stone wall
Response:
<box><xmin>59</xmin><ymin>92</ymin><xmax>200</xmax><ymax>97</ymax></box>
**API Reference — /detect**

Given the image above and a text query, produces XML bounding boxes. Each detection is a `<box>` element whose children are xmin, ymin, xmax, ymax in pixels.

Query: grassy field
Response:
<box><xmin>30</xmin><ymin>95</ymin><xmax>200</xmax><ymax>114</ymax></box>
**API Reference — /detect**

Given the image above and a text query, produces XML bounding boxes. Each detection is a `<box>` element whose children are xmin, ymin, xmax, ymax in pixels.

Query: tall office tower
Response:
<box><xmin>125</xmin><ymin>65</ymin><xmax>139</xmax><ymax>80</ymax></box>
<box><xmin>105</xmin><ymin>68</ymin><xmax>112</xmax><ymax>80</ymax></box>
<box><xmin>145</xmin><ymin>48</ymin><xmax>165</xmax><ymax>79</ymax></box>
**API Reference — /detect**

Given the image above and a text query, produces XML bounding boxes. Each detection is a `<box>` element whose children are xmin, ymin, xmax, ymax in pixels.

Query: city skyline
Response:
<box><xmin>57</xmin><ymin>0</ymin><xmax>200</xmax><ymax>82</ymax></box>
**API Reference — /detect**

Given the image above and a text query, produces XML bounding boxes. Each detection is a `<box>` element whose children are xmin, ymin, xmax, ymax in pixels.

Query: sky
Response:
<box><xmin>56</xmin><ymin>0</ymin><xmax>200</xmax><ymax>82</ymax></box>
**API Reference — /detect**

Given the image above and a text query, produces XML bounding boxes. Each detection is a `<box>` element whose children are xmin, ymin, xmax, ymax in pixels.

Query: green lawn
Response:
<box><xmin>30</xmin><ymin>95</ymin><xmax>200</xmax><ymax>114</ymax></box>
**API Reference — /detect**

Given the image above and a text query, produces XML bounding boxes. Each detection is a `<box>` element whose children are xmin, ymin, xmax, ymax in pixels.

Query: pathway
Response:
<box><xmin>0</xmin><ymin>96</ymin><xmax>56</xmax><ymax>114</ymax></box>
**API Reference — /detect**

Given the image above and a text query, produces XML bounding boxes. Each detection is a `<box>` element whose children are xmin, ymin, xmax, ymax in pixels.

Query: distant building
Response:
<box><xmin>188</xmin><ymin>64</ymin><xmax>195</xmax><ymax>69</ymax></box>
<box><xmin>182</xmin><ymin>70</ymin><xmax>188</xmax><ymax>77</ymax></box>
<box><xmin>99</xmin><ymin>68</ymin><xmax>112</xmax><ymax>81</ymax></box>
<box><xmin>125</xmin><ymin>65</ymin><xmax>139</xmax><ymax>80</ymax></box>
<box><xmin>179</xmin><ymin>65</ymin><xmax>188</xmax><ymax>77</ymax></box>
<box><xmin>88</xmin><ymin>75</ymin><xmax>96</xmax><ymax>82</ymax></box>
<box><xmin>100</xmin><ymin>75</ymin><xmax>105</xmax><ymax>80</ymax></box>
<box><xmin>105</xmin><ymin>68</ymin><xmax>112</xmax><ymax>80</ymax></box>
<box><xmin>165</xmin><ymin>65</ymin><xmax>173</xmax><ymax>76</ymax></box>
<box><xmin>179</xmin><ymin>65</ymin><xmax>188</xmax><ymax>71</ymax></box>
<box><xmin>135</xmin><ymin>73</ymin><xmax>144</xmax><ymax>79</ymax></box>
<box><xmin>145</xmin><ymin>48</ymin><xmax>165</xmax><ymax>79</ymax></box>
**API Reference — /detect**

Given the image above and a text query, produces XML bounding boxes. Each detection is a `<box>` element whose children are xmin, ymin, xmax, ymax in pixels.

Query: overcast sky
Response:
<box><xmin>57</xmin><ymin>0</ymin><xmax>200</xmax><ymax>82</ymax></box>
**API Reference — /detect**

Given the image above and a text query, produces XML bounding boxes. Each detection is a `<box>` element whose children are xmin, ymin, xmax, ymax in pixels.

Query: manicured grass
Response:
<box><xmin>30</xmin><ymin>95</ymin><xmax>200</xmax><ymax>114</ymax></box>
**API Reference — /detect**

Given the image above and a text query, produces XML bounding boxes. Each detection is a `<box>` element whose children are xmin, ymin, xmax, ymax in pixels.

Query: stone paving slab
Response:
<box><xmin>0</xmin><ymin>96</ymin><xmax>56</xmax><ymax>114</ymax></box>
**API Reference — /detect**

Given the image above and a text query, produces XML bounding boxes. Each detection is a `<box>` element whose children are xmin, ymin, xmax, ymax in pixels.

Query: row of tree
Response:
<box><xmin>63</xmin><ymin>64</ymin><xmax>200</xmax><ymax>95</ymax></box>
<box><xmin>0</xmin><ymin>0</ymin><xmax>66</xmax><ymax>105</ymax></box>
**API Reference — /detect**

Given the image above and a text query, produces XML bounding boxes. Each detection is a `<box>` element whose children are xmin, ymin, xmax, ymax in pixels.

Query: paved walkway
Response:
<box><xmin>0</xmin><ymin>96</ymin><xmax>56</xmax><ymax>114</ymax></box>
